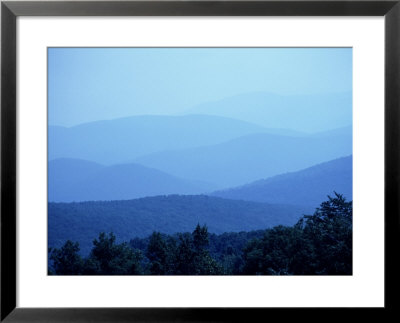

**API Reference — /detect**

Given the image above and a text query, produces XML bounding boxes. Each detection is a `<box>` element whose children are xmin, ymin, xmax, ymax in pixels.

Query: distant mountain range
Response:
<box><xmin>134</xmin><ymin>129</ymin><xmax>352</xmax><ymax>188</ymax></box>
<box><xmin>49</xmin><ymin>158</ymin><xmax>217</xmax><ymax>202</ymax></box>
<box><xmin>186</xmin><ymin>91</ymin><xmax>352</xmax><ymax>132</ymax></box>
<box><xmin>211</xmin><ymin>156</ymin><xmax>352</xmax><ymax>207</ymax></box>
<box><xmin>49</xmin><ymin>114</ymin><xmax>304</xmax><ymax>165</ymax></box>
<box><xmin>48</xmin><ymin>101</ymin><xmax>353</xmax><ymax>255</ymax></box>
<box><xmin>48</xmin><ymin>195</ymin><xmax>313</xmax><ymax>255</ymax></box>
<box><xmin>49</xmin><ymin>154</ymin><xmax>352</xmax><ymax>204</ymax></box>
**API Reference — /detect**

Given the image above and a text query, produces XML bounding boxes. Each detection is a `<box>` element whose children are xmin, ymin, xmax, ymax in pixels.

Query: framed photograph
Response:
<box><xmin>1</xmin><ymin>0</ymin><xmax>399</xmax><ymax>321</ymax></box>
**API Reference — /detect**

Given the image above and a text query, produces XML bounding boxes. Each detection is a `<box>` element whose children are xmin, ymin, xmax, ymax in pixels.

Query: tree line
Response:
<box><xmin>49</xmin><ymin>193</ymin><xmax>352</xmax><ymax>275</ymax></box>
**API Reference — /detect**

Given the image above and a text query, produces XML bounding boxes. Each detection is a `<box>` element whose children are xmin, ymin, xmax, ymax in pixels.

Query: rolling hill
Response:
<box><xmin>186</xmin><ymin>91</ymin><xmax>352</xmax><ymax>132</ymax></box>
<box><xmin>310</xmin><ymin>125</ymin><xmax>352</xmax><ymax>138</ymax></box>
<box><xmin>212</xmin><ymin>156</ymin><xmax>352</xmax><ymax>207</ymax></box>
<box><xmin>49</xmin><ymin>158</ymin><xmax>217</xmax><ymax>202</ymax></box>
<box><xmin>48</xmin><ymin>158</ymin><xmax>104</xmax><ymax>194</ymax></box>
<box><xmin>134</xmin><ymin>130</ymin><xmax>352</xmax><ymax>188</ymax></box>
<box><xmin>48</xmin><ymin>114</ymin><xmax>300</xmax><ymax>165</ymax></box>
<box><xmin>48</xmin><ymin>195</ymin><xmax>313</xmax><ymax>255</ymax></box>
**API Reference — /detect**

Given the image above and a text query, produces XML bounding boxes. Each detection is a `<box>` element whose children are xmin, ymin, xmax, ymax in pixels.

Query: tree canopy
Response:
<box><xmin>49</xmin><ymin>193</ymin><xmax>352</xmax><ymax>275</ymax></box>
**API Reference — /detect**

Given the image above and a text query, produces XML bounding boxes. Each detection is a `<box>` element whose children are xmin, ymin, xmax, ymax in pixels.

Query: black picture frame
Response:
<box><xmin>1</xmin><ymin>0</ymin><xmax>399</xmax><ymax>321</ymax></box>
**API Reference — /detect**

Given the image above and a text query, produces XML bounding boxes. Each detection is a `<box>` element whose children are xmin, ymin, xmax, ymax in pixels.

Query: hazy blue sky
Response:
<box><xmin>48</xmin><ymin>48</ymin><xmax>352</xmax><ymax>127</ymax></box>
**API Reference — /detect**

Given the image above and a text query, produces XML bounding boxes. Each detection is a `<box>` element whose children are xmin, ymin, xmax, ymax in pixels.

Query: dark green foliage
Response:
<box><xmin>146</xmin><ymin>232</ymin><xmax>171</xmax><ymax>274</ymax></box>
<box><xmin>131</xmin><ymin>229</ymin><xmax>266</xmax><ymax>275</ymax></box>
<box><xmin>49</xmin><ymin>240</ymin><xmax>84</xmax><ymax>275</ymax></box>
<box><xmin>50</xmin><ymin>233</ymin><xmax>143</xmax><ymax>275</ymax></box>
<box><xmin>49</xmin><ymin>195</ymin><xmax>311</xmax><ymax>255</ymax></box>
<box><xmin>208</xmin><ymin>230</ymin><xmax>265</xmax><ymax>274</ymax></box>
<box><xmin>49</xmin><ymin>194</ymin><xmax>352</xmax><ymax>276</ymax></box>
<box><xmin>298</xmin><ymin>192</ymin><xmax>352</xmax><ymax>274</ymax></box>
<box><xmin>145</xmin><ymin>225</ymin><xmax>221</xmax><ymax>275</ymax></box>
<box><xmin>241</xmin><ymin>193</ymin><xmax>352</xmax><ymax>275</ymax></box>
<box><xmin>190</xmin><ymin>224</ymin><xmax>221</xmax><ymax>275</ymax></box>
<box><xmin>86</xmin><ymin>232</ymin><xmax>143</xmax><ymax>275</ymax></box>
<box><xmin>242</xmin><ymin>226</ymin><xmax>306</xmax><ymax>275</ymax></box>
<box><xmin>174</xmin><ymin>233</ymin><xmax>195</xmax><ymax>275</ymax></box>
<box><xmin>193</xmin><ymin>224</ymin><xmax>209</xmax><ymax>251</ymax></box>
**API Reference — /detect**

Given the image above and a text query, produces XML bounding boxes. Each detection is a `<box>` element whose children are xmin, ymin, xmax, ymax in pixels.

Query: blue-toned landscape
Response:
<box><xmin>48</xmin><ymin>48</ymin><xmax>352</xmax><ymax>275</ymax></box>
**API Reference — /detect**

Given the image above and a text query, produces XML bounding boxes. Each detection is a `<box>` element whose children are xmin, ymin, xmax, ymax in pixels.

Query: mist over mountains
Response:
<box><xmin>48</xmin><ymin>48</ymin><xmax>353</xmax><ymax>275</ymax></box>
<box><xmin>49</xmin><ymin>114</ymin><xmax>299</xmax><ymax>165</ymax></box>
<box><xmin>48</xmin><ymin>91</ymin><xmax>351</xmax><ymax>165</ymax></box>
<box><xmin>48</xmin><ymin>110</ymin><xmax>352</xmax><ymax>202</ymax></box>
<box><xmin>48</xmin><ymin>91</ymin><xmax>353</xmax><ymax>247</ymax></box>
<box><xmin>49</xmin><ymin>158</ymin><xmax>217</xmax><ymax>202</ymax></box>
<box><xmin>134</xmin><ymin>129</ymin><xmax>351</xmax><ymax>188</ymax></box>
<box><xmin>211</xmin><ymin>156</ymin><xmax>352</xmax><ymax>207</ymax></box>
<box><xmin>186</xmin><ymin>91</ymin><xmax>352</xmax><ymax>132</ymax></box>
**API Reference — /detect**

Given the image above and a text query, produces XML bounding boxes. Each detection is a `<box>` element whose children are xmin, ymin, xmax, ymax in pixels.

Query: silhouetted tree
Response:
<box><xmin>175</xmin><ymin>233</ymin><xmax>195</xmax><ymax>274</ymax></box>
<box><xmin>191</xmin><ymin>224</ymin><xmax>221</xmax><ymax>275</ymax></box>
<box><xmin>49</xmin><ymin>194</ymin><xmax>352</xmax><ymax>276</ymax></box>
<box><xmin>50</xmin><ymin>240</ymin><xmax>84</xmax><ymax>275</ymax></box>
<box><xmin>146</xmin><ymin>232</ymin><xmax>169</xmax><ymax>274</ymax></box>
<box><xmin>299</xmin><ymin>192</ymin><xmax>352</xmax><ymax>274</ymax></box>
<box><xmin>242</xmin><ymin>193</ymin><xmax>352</xmax><ymax>275</ymax></box>
<box><xmin>85</xmin><ymin>232</ymin><xmax>143</xmax><ymax>275</ymax></box>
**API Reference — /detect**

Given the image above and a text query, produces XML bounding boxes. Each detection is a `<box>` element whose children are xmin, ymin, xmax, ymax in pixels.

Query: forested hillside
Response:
<box><xmin>212</xmin><ymin>156</ymin><xmax>352</xmax><ymax>207</ymax></box>
<box><xmin>48</xmin><ymin>48</ymin><xmax>353</xmax><ymax>277</ymax></box>
<box><xmin>49</xmin><ymin>195</ymin><xmax>311</xmax><ymax>255</ymax></box>
<box><xmin>49</xmin><ymin>193</ymin><xmax>352</xmax><ymax>275</ymax></box>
